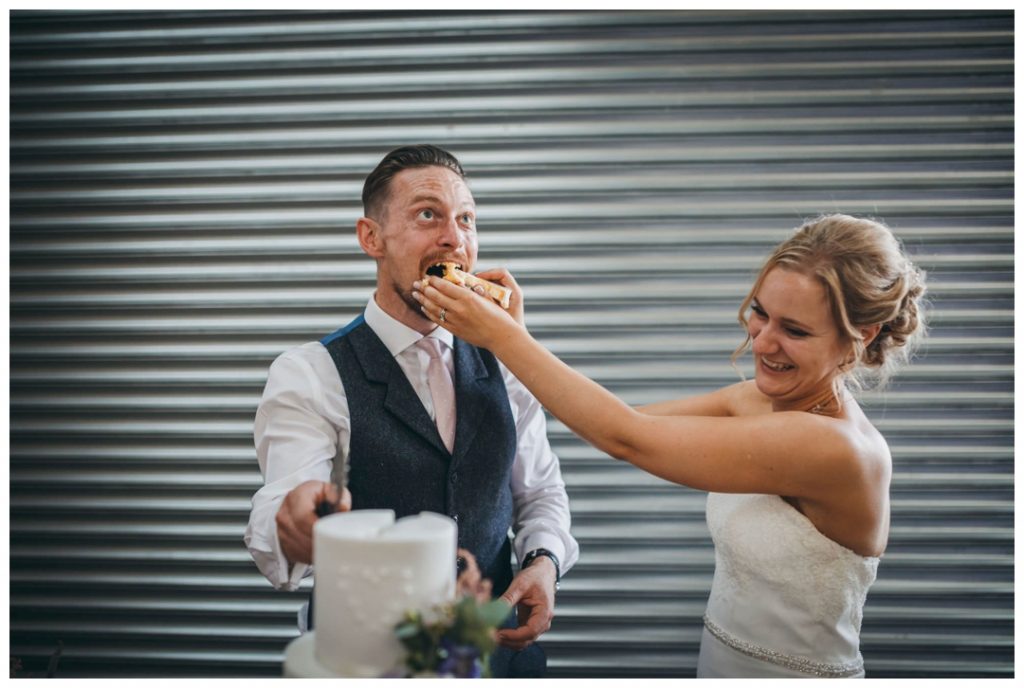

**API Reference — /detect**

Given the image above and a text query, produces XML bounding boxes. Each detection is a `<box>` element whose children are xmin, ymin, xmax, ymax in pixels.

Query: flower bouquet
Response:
<box><xmin>391</xmin><ymin>549</ymin><xmax>510</xmax><ymax>678</ymax></box>
<box><xmin>393</xmin><ymin>595</ymin><xmax>511</xmax><ymax>678</ymax></box>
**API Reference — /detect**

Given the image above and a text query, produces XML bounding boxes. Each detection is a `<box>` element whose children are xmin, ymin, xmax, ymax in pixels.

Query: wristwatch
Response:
<box><xmin>521</xmin><ymin>548</ymin><xmax>561</xmax><ymax>591</ymax></box>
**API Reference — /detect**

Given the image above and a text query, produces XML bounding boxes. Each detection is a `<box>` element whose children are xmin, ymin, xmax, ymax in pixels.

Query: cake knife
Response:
<box><xmin>314</xmin><ymin>450</ymin><xmax>349</xmax><ymax>518</ymax></box>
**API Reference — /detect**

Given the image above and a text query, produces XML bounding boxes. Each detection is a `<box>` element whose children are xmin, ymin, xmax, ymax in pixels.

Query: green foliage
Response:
<box><xmin>394</xmin><ymin>596</ymin><xmax>511</xmax><ymax>678</ymax></box>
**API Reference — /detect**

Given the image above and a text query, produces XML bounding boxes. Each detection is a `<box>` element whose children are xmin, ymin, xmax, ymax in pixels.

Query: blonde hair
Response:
<box><xmin>733</xmin><ymin>214</ymin><xmax>927</xmax><ymax>390</ymax></box>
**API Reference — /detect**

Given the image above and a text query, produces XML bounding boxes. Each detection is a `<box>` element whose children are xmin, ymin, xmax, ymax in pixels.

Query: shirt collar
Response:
<box><xmin>364</xmin><ymin>293</ymin><xmax>454</xmax><ymax>357</ymax></box>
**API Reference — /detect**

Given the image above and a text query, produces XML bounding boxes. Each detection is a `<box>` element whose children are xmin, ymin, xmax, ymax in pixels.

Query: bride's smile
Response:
<box><xmin>748</xmin><ymin>267</ymin><xmax>850</xmax><ymax>414</ymax></box>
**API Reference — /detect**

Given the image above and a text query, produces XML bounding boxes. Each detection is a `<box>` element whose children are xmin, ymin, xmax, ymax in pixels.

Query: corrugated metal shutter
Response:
<box><xmin>9</xmin><ymin>10</ymin><xmax>1013</xmax><ymax>678</ymax></box>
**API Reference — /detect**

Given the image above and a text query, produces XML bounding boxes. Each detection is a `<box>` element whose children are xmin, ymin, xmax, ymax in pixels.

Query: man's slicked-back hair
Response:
<box><xmin>361</xmin><ymin>144</ymin><xmax>466</xmax><ymax>220</ymax></box>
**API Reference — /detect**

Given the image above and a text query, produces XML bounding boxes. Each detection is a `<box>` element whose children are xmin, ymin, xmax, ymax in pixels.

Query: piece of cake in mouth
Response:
<box><xmin>425</xmin><ymin>262</ymin><xmax>512</xmax><ymax>310</ymax></box>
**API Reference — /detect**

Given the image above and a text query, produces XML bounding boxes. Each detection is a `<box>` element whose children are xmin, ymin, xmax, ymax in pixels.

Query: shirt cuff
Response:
<box><xmin>271</xmin><ymin>520</ymin><xmax>312</xmax><ymax>591</ymax></box>
<box><xmin>515</xmin><ymin>534</ymin><xmax>568</xmax><ymax>575</ymax></box>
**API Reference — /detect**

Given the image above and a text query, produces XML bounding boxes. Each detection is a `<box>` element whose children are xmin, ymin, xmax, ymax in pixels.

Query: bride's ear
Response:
<box><xmin>860</xmin><ymin>323</ymin><xmax>882</xmax><ymax>348</ymax></box>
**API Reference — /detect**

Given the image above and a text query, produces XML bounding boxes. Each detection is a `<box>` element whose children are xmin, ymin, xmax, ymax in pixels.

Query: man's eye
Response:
<box><xmin>417</xmin><ymin>209</ymin><xmax>434</xmax><ymax>221</ymax></box>
<box><xmin>460</xmin><ymin>213</ymin><xmax>474</xmax><ymax>225</ymax></box>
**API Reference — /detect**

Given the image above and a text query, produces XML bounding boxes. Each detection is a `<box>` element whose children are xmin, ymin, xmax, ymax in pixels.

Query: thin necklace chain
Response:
<box><xmin>802</xmin><ymin>384</ymin><xmax>844</xmax><ymax>418</ymax></box>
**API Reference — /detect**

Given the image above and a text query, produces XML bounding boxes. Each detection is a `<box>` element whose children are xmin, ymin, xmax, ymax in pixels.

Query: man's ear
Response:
<box><xmin>356</xmin><ymin>216</ymin><xmax>384</xmax><ymax>258</ymax></box>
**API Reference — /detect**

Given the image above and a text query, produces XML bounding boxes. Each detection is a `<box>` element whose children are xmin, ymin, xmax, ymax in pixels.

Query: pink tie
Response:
<box><xmin>417</xmin><ymin>337</ymin><xmax>456</xmax><ymax>453</ymax></box>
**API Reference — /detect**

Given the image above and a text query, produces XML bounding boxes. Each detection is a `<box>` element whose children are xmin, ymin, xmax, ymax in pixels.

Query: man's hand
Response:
<box><xmin>275</xmin><ymin>480</ymin><xmax>352</xmax><ymax>566</ymax></box>
<box><xmin>496</xmin><ymin>557</ymin><xmax>557</xmax><ymax>651</ymax></box>
<box><xmin>455</xmin><ymin>548</ymin><xmax>493</xmax><ymax>602</ymax></box>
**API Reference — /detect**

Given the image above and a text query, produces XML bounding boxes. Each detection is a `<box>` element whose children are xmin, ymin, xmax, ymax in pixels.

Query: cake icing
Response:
<box><xmin>310</xmin><ymin>509</ymin><xmax>457</xmax><ymax>677</ymax></box>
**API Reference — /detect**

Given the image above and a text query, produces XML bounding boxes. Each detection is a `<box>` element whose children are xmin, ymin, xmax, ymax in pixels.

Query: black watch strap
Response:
<box><xmin>522</xmin><ymin>548</ymin><xmax>561</xmax><ymax>590</ymax></box>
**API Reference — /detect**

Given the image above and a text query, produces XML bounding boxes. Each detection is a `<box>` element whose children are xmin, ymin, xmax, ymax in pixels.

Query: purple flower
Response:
<box><xmin>437</xmin><ymin>639</ymin><xmax>482</xmax><ymax>678</ymax></box>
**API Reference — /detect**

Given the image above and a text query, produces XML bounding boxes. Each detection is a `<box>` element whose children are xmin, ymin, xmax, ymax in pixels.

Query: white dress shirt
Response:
<box><xmin>244</xmin><ymin>295</ymin><xmax>579</xmax><ymax>602</ymax></box>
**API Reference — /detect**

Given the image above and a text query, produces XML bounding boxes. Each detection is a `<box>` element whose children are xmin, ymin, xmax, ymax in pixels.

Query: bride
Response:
<box><xmin>413</xmin><ymin>214</ymin><xmax>927</xmax><ymax>678</ymax></box>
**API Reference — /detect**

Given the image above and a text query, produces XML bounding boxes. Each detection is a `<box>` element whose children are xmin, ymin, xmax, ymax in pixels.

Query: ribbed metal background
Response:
<box><xmin>9</xmin><ymin>10</ymin><xmax>1013</xmax><ymax>678</ymax></box>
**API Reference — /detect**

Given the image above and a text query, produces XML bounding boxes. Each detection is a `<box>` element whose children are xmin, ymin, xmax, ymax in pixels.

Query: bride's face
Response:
<box><xmin>746</xmin><ymin>267</ymin><xmax>849</xmax><ymax>411</ymax></box>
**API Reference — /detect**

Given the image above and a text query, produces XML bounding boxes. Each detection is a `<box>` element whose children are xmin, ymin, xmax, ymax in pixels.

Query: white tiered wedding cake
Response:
<box><xmin>283</xmin><ymin>510</ymin><xmax>457</xmax><ymax>678</ymax></box>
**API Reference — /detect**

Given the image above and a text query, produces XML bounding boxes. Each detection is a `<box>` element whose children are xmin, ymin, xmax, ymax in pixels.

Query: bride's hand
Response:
<box><xmin>471</xmin><ymin>267</ymin><xmax>525</xmax><ymax>327</ymax></box>
<box><xmin>412</xmin><ymin>274</ymin><xmax>522</xmax><ymax>349</ymax></box>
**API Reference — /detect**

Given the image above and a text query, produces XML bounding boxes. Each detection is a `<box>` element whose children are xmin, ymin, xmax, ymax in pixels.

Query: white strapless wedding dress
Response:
<box><xmin>698</xmin><ymin>493</ymin><xmax>879</xmax><ymax>678</ymax></box>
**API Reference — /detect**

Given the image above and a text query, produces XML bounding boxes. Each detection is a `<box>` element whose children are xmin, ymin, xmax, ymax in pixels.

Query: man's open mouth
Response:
<box><xmin>425</xmin><ymin>262</ymin><xmax>463</xmax><ymax>277</ymax></box>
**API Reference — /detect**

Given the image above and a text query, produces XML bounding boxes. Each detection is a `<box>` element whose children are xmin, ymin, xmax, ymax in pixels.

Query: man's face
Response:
<box><xmin>369</xmin><ymin>165</ymin><xmax>478</xmax><ymax>319</ymax></box>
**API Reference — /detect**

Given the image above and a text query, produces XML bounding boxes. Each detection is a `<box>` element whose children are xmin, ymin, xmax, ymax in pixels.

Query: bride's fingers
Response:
<box><xmin>420</xmin><ymin>305</ymin><xmax>442</xmax><ymax>327</ymax></box>
<box><xmin>473</xmin><ymin>267</ymin><xmax>524</xmax><ymax>322</ymax></box>
<box><xmin>424</xmin><ymin>275</ymin><xmax>472</xmax><ymax>301</ymax></box>
<box><xmin>412</xmin><ymin>280</ymin><xmax>462</xmax><ymax>327</ymax></box>
<box><xmin>416</xmin><ymin>296</ymin><xmax>450</xmax><ymax>331</ymax></box>
<box><xmin>412</xmin><ymin>289</ymin><xmax>441</xmax><ymax>319</ymax></box>
<box><xmin>415</xmin><ymin>278</ymin><xmax>459</xmax><ymax>312</ymax></box>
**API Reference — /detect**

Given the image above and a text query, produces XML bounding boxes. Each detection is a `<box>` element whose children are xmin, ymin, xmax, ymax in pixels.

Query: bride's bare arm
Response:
<box><xmin>637</xmin><ymin>382</ymin><xmax>756</xmax><ymax>418</ymax></box>
<box><xmin>413</xmin><ymin>276</ymin><xmax>867</xmax><ymax>499</ymax></box>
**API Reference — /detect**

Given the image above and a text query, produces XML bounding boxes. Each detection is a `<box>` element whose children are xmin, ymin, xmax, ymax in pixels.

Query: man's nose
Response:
<box><xmin>436</xmin><ymin>216</ymin><xmax>462</xmax><ymax>247</ymax></box>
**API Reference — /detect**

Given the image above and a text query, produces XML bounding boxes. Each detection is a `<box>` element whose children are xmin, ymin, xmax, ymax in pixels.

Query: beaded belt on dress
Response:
<box><xmin>702</xmin><ymin>615</ymin><xmax>864</xmax><ymax>678</ymax></box>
